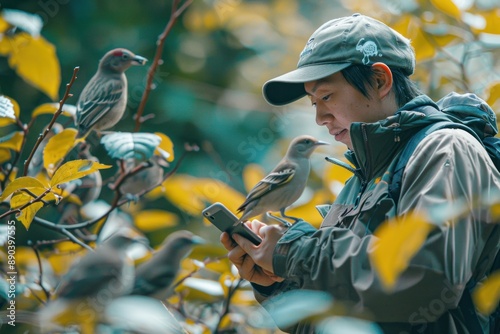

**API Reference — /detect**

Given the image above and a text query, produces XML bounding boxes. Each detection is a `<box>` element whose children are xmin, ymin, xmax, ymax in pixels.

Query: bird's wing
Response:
<box><xmin>132</xmin><ymin>266</ymin><xmax>177</xmax><ymax>296</ymax></box>
<box><xmin>76</xmin><ymin>76</ymin><xmax>124</xmax><ymax>130</ymax></box>
<box><xmin>237</xmin><ymin>167</ymin><xmax>295</xmax><ymax>211</ymax></box>
<box><xmin>56</xmin><ymin>251</ymin><xmax>126</xmax><ymax>299</ymax></box>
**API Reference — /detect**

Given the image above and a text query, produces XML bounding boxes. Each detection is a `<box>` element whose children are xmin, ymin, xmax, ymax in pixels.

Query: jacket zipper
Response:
<box><xmin>353</xmin><ymin>124</ymin><xmax>372</xmax><ymax>207</ymax></box>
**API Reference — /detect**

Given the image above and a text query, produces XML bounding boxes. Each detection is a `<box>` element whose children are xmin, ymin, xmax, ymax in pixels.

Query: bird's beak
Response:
<box><xmin>132</xmin><ymin>55</ymin><xmax>148</xmax><ymax>65</ymax></box>
<box><xmin>314</xmin><ymin>140</ymin><xmax>329</xmax><ymax>146</ymax></box>
<box><xmin>191</xmin><ymin>235</ymin><xmax>207</xmax><ymax>245</ymax></box>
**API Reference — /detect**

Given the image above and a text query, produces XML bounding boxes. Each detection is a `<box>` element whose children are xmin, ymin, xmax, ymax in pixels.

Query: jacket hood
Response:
<box><xmin>345</xmin><ymin>95</ymin><xmax>454</xmax><ymax>181</ymax></box>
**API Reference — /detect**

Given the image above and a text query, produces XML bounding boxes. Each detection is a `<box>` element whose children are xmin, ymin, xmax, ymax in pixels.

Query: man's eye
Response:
<box><xmin>322</xmin><ymin>94</ymin><xmax>331</xmax><ymax>101</ymax></box>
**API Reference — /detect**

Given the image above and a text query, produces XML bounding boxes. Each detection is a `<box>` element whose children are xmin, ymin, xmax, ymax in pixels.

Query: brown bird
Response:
<box><xmin>75</xmin><ymin>48</ymin><xmax>147</xmax><ymax>139</ymax></box>
<box><xmin>237</xmin><ymin>135</ymin><xmax>328</xmax><ymax>226</ymax></box>
<box><xmin>130</xmin><ymin>230</ymin><xmax>205</xmax><ymax>301</ymax></box>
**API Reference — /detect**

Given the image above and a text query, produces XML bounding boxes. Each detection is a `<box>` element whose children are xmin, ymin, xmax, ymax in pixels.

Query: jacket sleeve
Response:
<box><xmin>266</xmin><ymin>128</ymin><xmax>500</xmax><ymax>323</ymax></box>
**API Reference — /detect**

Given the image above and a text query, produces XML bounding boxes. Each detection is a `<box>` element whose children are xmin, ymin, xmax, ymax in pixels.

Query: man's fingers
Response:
<box><xmin>220</xmin><ymin>232</ymin><xmax>236</xmax><ymax>250</ymax></box>
<box><xmin>233</xmin><ymin>233</ymin><xmax>256</xmax><ymax>253</ymax></box>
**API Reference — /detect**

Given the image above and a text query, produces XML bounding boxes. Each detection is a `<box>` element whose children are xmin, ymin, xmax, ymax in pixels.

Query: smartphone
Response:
<box><xmin>202</xmin><ymin>202</ymin><xmax>262</xmax><ymax>246</ymax></box>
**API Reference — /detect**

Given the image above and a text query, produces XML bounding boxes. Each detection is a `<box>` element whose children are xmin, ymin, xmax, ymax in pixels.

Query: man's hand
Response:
<box><xmin>220</xmin><ymin>220</ymin><xmax>286</xmax><ymax>286</ymax></box>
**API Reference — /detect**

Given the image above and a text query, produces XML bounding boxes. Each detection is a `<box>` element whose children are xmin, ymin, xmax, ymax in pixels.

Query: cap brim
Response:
<box><xmin>262</xmin><ymin>62</ymin><xmax>351</xmax><ymax>106</ymax></box>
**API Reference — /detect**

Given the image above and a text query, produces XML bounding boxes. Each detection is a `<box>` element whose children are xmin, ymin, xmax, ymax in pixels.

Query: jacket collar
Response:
<box><xmin>344</xmin><ymin>95</ymin><xmax>444</xmax><ymax>181</ymax></box>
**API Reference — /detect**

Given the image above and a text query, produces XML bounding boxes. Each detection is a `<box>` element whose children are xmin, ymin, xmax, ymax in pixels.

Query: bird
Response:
<box><xmin>237</xmin><ymin>135</ymin><xmax>328</xmax><ymax>226</ymax></box>
<box><xmin>38</xmin><ymin>228</ymin><xmax>149</xmax><ymax>334</ymax></box>
<box><xmin>130</xmin><ymin>230</ymin><xmax>205</xmax><ymax>301</ymax></box>
<box><xmin>75</xmin><ymin>48</ymin><xmax>147</xmax><ymax>139</ymax></box>
<box><xmin>118</xmin><ymin>155</ymin><xmax>168</xmax><ymax>200</ymax></box>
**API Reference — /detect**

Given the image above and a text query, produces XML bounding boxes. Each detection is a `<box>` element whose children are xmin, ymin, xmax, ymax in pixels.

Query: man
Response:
<box><xmin>221</xmin><ymin>13</ymin><xmax>500</xmax><ymax>333</ymax></box>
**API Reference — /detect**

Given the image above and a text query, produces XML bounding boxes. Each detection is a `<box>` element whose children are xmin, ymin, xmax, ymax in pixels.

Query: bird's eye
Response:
<box><xmin>122</xmin><ymin>54</ymin><xmax>129</xmax><ymax>60</ymax></box>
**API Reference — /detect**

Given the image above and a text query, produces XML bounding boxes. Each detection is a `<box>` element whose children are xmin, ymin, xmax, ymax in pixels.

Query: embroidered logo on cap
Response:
<box><xmin>356</xmin><ymin>38</ymin><xmax>382</xmax><ymax>65</ymax></box>
<box><xmin>300</xmin><ymin>38</ymin><xmax>316</xmax><ymax>59</ymax></box>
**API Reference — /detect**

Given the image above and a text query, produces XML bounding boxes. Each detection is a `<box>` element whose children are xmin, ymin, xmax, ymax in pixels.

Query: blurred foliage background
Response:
<box><xmin>0</xmin><ymin>0</ymin><xmax>500</xmax><ymax>333</ymax></box>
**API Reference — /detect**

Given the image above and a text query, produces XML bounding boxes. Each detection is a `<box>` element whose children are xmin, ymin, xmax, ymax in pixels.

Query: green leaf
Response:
<box><xmin>0</xmin><ymin>95</ymin><xmax>15</xmax><ymax>120</ymax></box>
<box><xmin>50</xmin><ymin>159</ymin><xmax>111</xmax><ymax>187</ymax></box>
<box><xmin>105</xmin><ymin>296</ymin><xmax>185</xmax><ymax>334</ymax></box>
<box><xmin>2</xmin><ymin>9</ymin><xmax>43</xmax><ymax>37</ymax></box>
<box><xmin>317</xmin><ymin>316</ymin><xmax>383</xmax><ymax>334</ymax></box>
<box><xmin>250</xmin><ymin>290</ymin><xmax>334</xmax><ymax>329</ymax></box>
<box><xmin>0</xmin><ymin>176</ymin><xmax>47</xmax><ymax>201</ymax></box>
<box><xmin>101</xmin><ymin>132</ymin><xmax>162</xmax><ymax>162</ymax></box>
<box><xmin>0</xmin><ymin>96</ymin><xmax>20</xmax><ymax>127</ymax></box>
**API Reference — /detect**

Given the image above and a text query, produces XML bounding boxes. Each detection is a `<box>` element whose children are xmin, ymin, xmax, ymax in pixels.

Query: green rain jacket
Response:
<box><xmin>253</xmin><ymin>95</ymin><xmax>500</xmax><ymax>333</ymax></box>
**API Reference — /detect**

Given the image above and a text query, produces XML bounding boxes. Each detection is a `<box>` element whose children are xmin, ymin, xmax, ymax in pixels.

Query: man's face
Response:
<box><xmin>305</xmin><ymin>71</ymin><xmax>386</xmax><ymax>150</ymax></box>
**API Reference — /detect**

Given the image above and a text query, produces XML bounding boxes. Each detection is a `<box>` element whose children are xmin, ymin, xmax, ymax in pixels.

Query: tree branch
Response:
<box><xmin>23</xmin><ymin>67</ymin><xmax>80</xmax><ymax>176</ymax></box>
<box><xmin>133</xmin><ymin>0</ymin><xmax>193</xmax><ymax>132</ymax></box>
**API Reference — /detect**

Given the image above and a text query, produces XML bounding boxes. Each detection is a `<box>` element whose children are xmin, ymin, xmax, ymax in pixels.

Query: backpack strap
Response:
<box><xmin>388</xmin><ymin>105</ymin><xmax>479</xmax><ymax>208</ymax></box>
<box><xmin>388</xmin><ymin>121</ymin><xmax>469</xmax><ymax>207</ymax></box>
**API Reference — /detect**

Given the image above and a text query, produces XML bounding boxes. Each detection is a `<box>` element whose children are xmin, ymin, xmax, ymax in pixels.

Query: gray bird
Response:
<box><xmin>75</xmin><ymin>48</ymin><xmax>147</xmax><ymax>139</ymax></box>
<box><xmin>118</xmin><ymin>155</ymin><xmax>167</xmax><ymax>200</ymax></box>
<box><xmin>237</xmin><ymin>135</ymin><xmax>328</xmax><ymax>226</ymax></box>
<box><xmin>131</xmin><ymin>230</ymin><xmax>205</xmax><ymax>301</ymax></box>
<box><xmin>39</xmin><ymin>228</ymin><xmax>148</xmax><ymax>333</ymax></box>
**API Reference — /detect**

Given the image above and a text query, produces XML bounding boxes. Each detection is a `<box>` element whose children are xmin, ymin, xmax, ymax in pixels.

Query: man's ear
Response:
<box><xmin>371</xmin><ymin>62</ymin><xmax>393</xmax><ymax>99</ymax></box>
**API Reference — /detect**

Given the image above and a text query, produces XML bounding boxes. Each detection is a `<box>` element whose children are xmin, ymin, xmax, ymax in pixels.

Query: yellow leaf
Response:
<box><xmin>154</xmin><ymin>132</ymin><xmax>174</xmax><ymax>162</ymax></box>
<box><xmin>0</xmin><ymin>148</ymin><xmax>11</xmax><ymax>164</ymax></box>
<box><xmin>162</xmin><ymin>175</ymin><xmax>246</xmax><ymax>216</ymax></box>
<box><xmin>0</xmin><ymin>31</ymin><xmax>13</xmax><ymax>56</ymax></box>
<box><xmin>370</xmin><ymin>212</ymin><xmax>434</xmax><ymax>290</ymax></box>
<box><xmin>0</xmin><ymin>131</ymin><xmax>24</xmax><ymax>151</ymax></box>
<box><xmin>242</xmin><ymin>163</ymin><xmax>265</xmax><ymax>193</ymax></box>
<box><xmin>473</xmin><ymin>271</ymin><xmax>500</xmax><ymax>315</ymax></box>
<box><xmin>13</xmin><ymin>200</ymin><xmax>43</xmax><ymax>229</ymax></box>
<box><xmin>473</xmin><ymin>11</ymin><xmax>500</xmax><ymax>34</ymax></box>
<box><xmin>0</xmin><ymin>96</ymin><xmax>20</xmax><ymax>127</ymax></box>
<box><xmin>192</xmin><ymin>178</ymin><xmax>246</xmax><ymax>213</ymax></box>
<box><xmin>50</xmin><ymin>159</ymin><xmax>111</xmax><ymax>187</ymax></box>
<box><xmin>10</xmin><ymin>187</ymin><xmax>59</xmax><ymax>230</ymax></box>
<box><xmin>393</xmin><ymin>16</ymin><xmax>436</xmax><ymax>61</ymax></box>
<box><xmin>486</xmin><ymin>81</ymin><xmax>500</xmax><ymax>107</ymax></box>
<box><xmin>286</xmin><ymin>189</ymin><xmax>334</xmax><ymax>228</ymax></box>
<box><xmin>430</xmin><ymin>0</ymin><xmax>461</xmax><ymax>19</ymax></box>
<box><xmin>43</xmin><ymin>128</ymin><xmax>78</xmax><ymax>177</ymax></box>
<box><xmin>0</xmin><ymin>176</ymin><xmax>48</xmax><ymax>201</ymax></box>
<box><xmin>0</xmin><ymin>17</ymin><xmax>10</xmax><ymax>34</ymax></box>
<box><xmin>5</xmin><ymin>33</ymin><xmax>60</xmax><ymax>100</ymax></box>
<box><xmin>32</xmin><ymin>103</ymin><xmax>77</xmax><ymax>119</ymax></box>
<box><xmin>134</xmin><ymin>210</ymin><xmax>179</xmax><ymax>232</ymax></box>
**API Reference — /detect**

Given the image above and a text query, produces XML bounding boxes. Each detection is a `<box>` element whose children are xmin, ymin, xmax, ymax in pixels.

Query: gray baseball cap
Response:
<box><xmin>262</xmin><ymin>14</ymin><xmax>415</xmax><ymax>106</ymax></box>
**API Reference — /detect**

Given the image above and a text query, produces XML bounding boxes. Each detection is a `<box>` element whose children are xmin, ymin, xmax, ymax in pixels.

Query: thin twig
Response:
<box><xmin>23</xmin><ymin>67</ymin><xmax>80</xmax><ymax>176</ymax></box>
<box><xmin>214</xmin><ymin>278</ymin><xmax>244</xmax><ymax>334</ymax></box>
<box><xmin>133</xmin><ymin>0</ymin><xmax>193</xmax><ymax>132</ymax></box>
<box><xmin>29</xmin><ymin>242</ymin><xmax>51</xmax><ymax>303</ymax></box>
<box><xmin>0</xmin><ymin>188</ymin><xmax>52</xmax><ymax>220</ymax></box>
<box><xmin>1</xmin><ymin>120</ymin><xmax>28</xmax><ymax>189</ymax></box>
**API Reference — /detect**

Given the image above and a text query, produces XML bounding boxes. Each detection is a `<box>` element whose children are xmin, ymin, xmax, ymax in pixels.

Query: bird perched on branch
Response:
<box><xmin>131</xmin><ymin>230</ymin><xmax>205</xmax><ymax>301</ymax></box>
<box><xmin>237</xmin><ymin>135</ymin><xmax>328</xmax><ymax>226</ymax></box>
<box><xmin>75</xmin><ymin>48</ymin><xmax>147</xmax><ymax>139</ymax></box>
<box><xmin>39</xmin><ymin>228</ymin><xmax>148</xmax><ymax>333</ymax></box>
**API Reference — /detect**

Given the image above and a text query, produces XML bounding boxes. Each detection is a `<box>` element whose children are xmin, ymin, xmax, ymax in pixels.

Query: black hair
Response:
<box><xmin>341</xmin><ymin>64</ymin><xmax>422</xmax><ymax>108</ymax></box>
